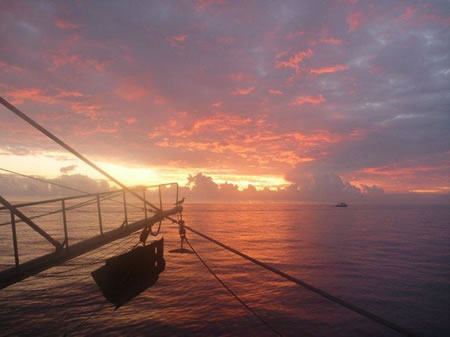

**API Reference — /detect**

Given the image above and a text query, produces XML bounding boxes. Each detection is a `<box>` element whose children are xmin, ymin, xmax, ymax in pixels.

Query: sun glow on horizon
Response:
<box><xmin>0</xmin><ymin>150</ymin><xmax>290</xmax><ymax>190</ymax></box>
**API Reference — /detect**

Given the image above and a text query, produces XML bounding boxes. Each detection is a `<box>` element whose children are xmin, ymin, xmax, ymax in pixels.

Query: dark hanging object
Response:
<box><xmin>91</xmin><ymin>238</ymin><xmax>165</xmax><ymax>308</ymax></box>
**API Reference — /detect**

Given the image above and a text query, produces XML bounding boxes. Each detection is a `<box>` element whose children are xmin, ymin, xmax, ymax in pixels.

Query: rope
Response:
<box><xmin>185</xmin><ymin>226</ymin><xmax>421</xmax><ymax>337</ymax></box>
<box><xmin>185</xmin><ymin>237</ymin><xmax>284</xmax><ymax>337</ymax></box>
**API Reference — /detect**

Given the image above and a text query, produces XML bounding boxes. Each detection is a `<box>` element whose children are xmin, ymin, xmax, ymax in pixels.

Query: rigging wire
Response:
<box><xmin>185</xmin><ymin>237</ymin><xmax>284</xmax><ymax>337</ymax></box>
<box><xmin>0</xmin><ymin>167</ymin><xmax>89</xmax><ymax>194</ymax></box>
<box><xmin>0</xmin><ymin>167</ymin><xmax>149</xmax><ymax>220</ymax></box>
<box><xmin>185</xmin><ymin>226</ymin><xmax>421</xmax><ymax>337</ymax></box>
<box><xmin>0</xmin><ymin>97</ymin><xmax>162</xmax><ymax>214</ymax></box>
<box><xmin>0</xmin><ymin>191</ymin><xmax>121</xmax><ymax>227</ymax></box>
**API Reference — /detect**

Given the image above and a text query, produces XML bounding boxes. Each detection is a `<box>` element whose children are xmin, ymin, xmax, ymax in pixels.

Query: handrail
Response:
<box><xmin>0</xmin><ymin>183</ymin><xmax>179</xmax><ymax>210</ymax></box>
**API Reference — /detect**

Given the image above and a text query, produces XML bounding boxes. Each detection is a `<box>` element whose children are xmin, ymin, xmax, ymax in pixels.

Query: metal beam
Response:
<box><xmin>0</xmin><ymin>206</ymin><xmax>182</xmax><ymax>289</ymax></box>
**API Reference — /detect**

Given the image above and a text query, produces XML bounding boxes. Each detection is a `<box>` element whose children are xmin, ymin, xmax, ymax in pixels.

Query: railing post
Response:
<box><xmin>143</xmin><ymin>188</ymin><xmax>148</xmax><ymax>220</ymax></box>
<box><xmin>159</xmin><ymin>185</ymin><xmax>163</xmax><ymax>212</ymax></box>
<box><xmin>97</xmin><ymin>195</ymin><xmax>103</xmax><ymax>235</ymax></box>
<box><xmin>176</xmin><ymin>183</ymin><xmax>179</xmax><ymax>203</ymax></box>
<box><xmin>10</xmin><ymin>212</ymin><xmax>19</xmax><ymax>272</ymax></box>
<box><xmin>61</xmin><ymin>200</ymin><xmax>69</xmax><ymax>253</ymax></box>
<box><xmin>123</xmin><ymin>190</ymin><xmax>128</xmax><ymax>226</ymax></box>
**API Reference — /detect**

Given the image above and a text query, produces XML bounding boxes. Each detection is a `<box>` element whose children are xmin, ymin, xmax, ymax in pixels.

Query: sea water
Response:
<box><xmin>0</xmin><ymin>203</ymin><xmax>448</xmax><ymax>336</ymax></box>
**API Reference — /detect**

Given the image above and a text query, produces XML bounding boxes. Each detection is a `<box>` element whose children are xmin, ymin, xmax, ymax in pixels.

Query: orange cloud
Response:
<box><xmin>310</xmin><ymin>65</ymin><xmax>349</xmax><ymax>74</ymax></box>
<box><xmin>268</xmin><ymin>89</ymin><xmax>283</xmax><ymax>95</ymax></box>
<box><xmin>292</xmin><ymin>95</ymin><xmax>325</xmax><ymax>105</ymax></box>
<box><xmin>126</xmin><ymin>118</ymin><xmax>136</xmax><ymax>125</ymax></box>
<box><xmin>55</xmin><ymin>19</ymin><xmax>81</xmax><ymax>29</ymax></box>
<box><xmin>231</xmin><ymin>87</ymin><xmax>255</xmax><ymax>95</ymax></box>
<box><xmin>347</xmin><ymin>11</ymin><xmax>364</xmax><ymax>32</ymax></box>
<box><xmin>275</xmin><ymin>49</ymin><xmax>313</xmax><ymax>73</ymax></box>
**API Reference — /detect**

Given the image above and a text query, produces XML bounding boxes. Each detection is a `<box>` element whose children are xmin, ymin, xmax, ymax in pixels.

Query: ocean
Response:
<box><xmin>0</xmin><ymin>202</ymin><xmax>448</xmax><ymax>336</ymax></box>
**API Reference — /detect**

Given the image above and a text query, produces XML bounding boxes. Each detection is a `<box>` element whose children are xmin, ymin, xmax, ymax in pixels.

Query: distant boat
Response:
<box><xmin>336</xmin><ymin>202</ymin><xmax>348</xmax><ymax>207</ymax></box>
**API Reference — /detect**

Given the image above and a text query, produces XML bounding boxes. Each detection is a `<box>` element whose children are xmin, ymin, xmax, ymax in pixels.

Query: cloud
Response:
<box><xmin>55</xmin><ymin>19</ymin><xmax>81</xmax><ymax>30</ymax></box>
<box><xmin>310</xmin><ymin>65</ymin><xmax>348</xmax><ymax>74</ymax></box>
<box><xmin>6</xmin><ymin>88</ymin><xmax>56</xmax><ymax>104</ymax></box>
<box><xmin>168</xmin><ymin>34</ymin><xmax>189</xmax><ymax>48</ymax></box>
<box><xmin>0</xmin><ymin>173</ymin><xmax>112</xmax><ymax>197</ymax></box>
<box><xmin>292</xmin><ymin>95</ymin><xmax>325</xmax><ymax>105</ymax></box>
<box><xmin>319</xmin><ymin>38</ymin><xmax>342</xmax><ymax>45</ymax></box>
<box><xmin>0</xmin><ymin>61</ymin><xmax>24</xmax><ymax>72</ymax></box>
<box><xmin>268</xmin><ymin>89</ymin><xmax>283</xmax><ymax>95</ymax></box>
<box><xmin>60</xmin><ymin>164</ymin><xmax>77</xmax><ymax>174</ymax></box>
<box><xmin>275</xmin><ymin>49</ymin><xmax>313</xmax><ymax>73</ymax></box>
<box><xmin>347</xmin><ymin>11</ymin><xmax>363</xmax><ymax>32</ymax></box>
<box><xmin>0</xmin><ymin>1</ymin><xmax>448</xmax><ymax>197</ymax></box>
<box><xmin>231</xmin><ymin>87</ymin><xmax>255</xmax><ymax>95</ymax></box>
<box><xmin>115</xmin><ymin>80</ymin><xmax>149</xmax><ymax>101</ymax></box>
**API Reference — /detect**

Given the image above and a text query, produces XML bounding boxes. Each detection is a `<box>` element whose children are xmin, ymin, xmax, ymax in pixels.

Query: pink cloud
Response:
<box><xmin>398</xmin><ymin>7</ymin><xmax>417</xmax><ymax>21</ymax></box>
<box><xmin>231</xmin><ymin>87</ymin><xmax>255</xmax><ymax>95</ymax></box>
<box><xmin>6</xmin><ymin>88</ymin><xmax>56</xmax><ymax>104</ymax></box>
<box><xmin>268</xmin><ymin>89</ymin><xmax>283</xmax><ymax>95</ymax></box>
<box><xmin>212</xmin><ymin>102</ymin><xmax>222</xmax><ymax>107</ymax></box>
<box><xmin>0</xmin><ymin>61</ymin><xmax>24</xmax><ymax>72</ymax></box>
<box><xmin>95</xmin><ymin>126</ymin><xmax>118</xmax><ymax>134</ymax></box>
<box><xmin>168</xmin><ymin>34</ymin><xmax>189</xmax><ymax>48</ymax></box>
<box><xmin>172</xmin><ymin>34</ymin><xmax>188</xmax><ymax>42</ymax></box>
<box><xmin>115</xmin><ymin>81</ymin><xmax>149</xmax><ymax>101</ymax></box>
<box><xmin>70</xmin><ymin>102</ymin><xmax>104</xmax><ymax>120</ymax></box>
<box><xmin>347</xmin><ymin>11</ymin><xmax>364</xmax><ymax>32</ymax></box>
<box><xmin>275</xmin><ymin>49</ymin><xmax>313</xmax><ymax>73</ymax></box>
<box><xmin>56</xmin><ymin>89</ymin><xmax>84</xmax><ymax>97</ymax></box>
<box><xmin>310</xmin><ymin>65</ymin><xmax>349</xmax><ymax>74</ymax></box>
<box><xmin>292</xmin><ymin>95</ymin><xmax>325</xmax><ymax>105</ymax></box>
<box><xmin>55</xmin><ymin>19</ymin><xmax>81</xmax><ymax>30</ymax></box>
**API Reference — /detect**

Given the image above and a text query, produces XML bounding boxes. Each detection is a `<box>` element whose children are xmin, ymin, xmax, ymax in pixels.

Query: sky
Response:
<box><xmin>0</xmin><ymin>0</ymin><xmax>449</xmax><ymax>202</ymax></box>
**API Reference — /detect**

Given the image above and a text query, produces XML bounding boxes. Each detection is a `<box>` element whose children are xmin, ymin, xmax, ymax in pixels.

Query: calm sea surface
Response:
<box><xmin>0</xmin><ymin>203</ymin><xmax>448</xmax><ymax>336</ymax></box>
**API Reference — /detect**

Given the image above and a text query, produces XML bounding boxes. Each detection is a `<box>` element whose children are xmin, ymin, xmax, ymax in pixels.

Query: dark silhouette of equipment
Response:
<box><xmin>91</xmin><ymin>238</ymin><xmax>165</xmax><ymax>308</ymax></box>
<box><xmin>169</xmin><ymin>220</ymin><xmax>193</xmax><ymax>254</ymax></box>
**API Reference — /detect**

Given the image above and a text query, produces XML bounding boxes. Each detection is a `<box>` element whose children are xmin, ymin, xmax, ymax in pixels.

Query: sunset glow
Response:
<box><xmin>0</xmin><ymin>0</ymin><xmax>448</xmax><ymax>202</ymax></box>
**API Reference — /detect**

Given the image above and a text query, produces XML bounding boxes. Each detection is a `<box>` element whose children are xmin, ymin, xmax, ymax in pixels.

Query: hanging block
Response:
<box><xmin>92</xmin><ymin>238</ymin><xmax>165</xmax><ymax>308</ymax></box>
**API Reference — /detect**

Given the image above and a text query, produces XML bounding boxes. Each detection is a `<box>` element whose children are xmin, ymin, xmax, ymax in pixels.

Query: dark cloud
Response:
<box><xmin>60</xmin><ymin>164</ymin><xmax>77</xmax><ymax>174</ymax></box>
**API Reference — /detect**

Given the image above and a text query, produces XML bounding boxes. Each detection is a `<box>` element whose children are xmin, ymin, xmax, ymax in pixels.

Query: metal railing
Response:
<box><xmin>0</xmin><ymin>183</ymin><xmax>179</xmax><ymax>273</ymax></box>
